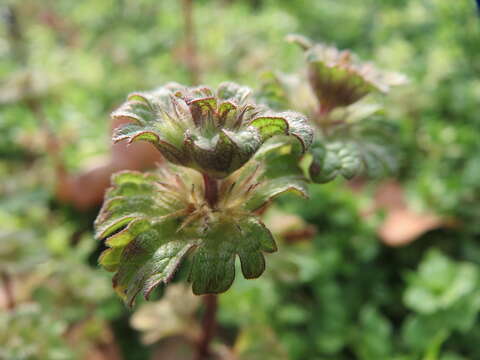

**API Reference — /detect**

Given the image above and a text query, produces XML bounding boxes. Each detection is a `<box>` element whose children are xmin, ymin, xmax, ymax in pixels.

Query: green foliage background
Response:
<box><xmin>1</xmin><ymin>0</ymin><xmax>479</xmax><ymax>359</ymax></box>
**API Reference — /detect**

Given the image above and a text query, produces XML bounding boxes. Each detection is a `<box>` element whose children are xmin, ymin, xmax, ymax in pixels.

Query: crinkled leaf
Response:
<box><xmin>114</xmin><ymin>126</ymin><xmax>188</xmax><ymax>165</ymax></box>
<box><xmin>183</xmin><ymin>128</ymin><xmax>263</xmax><ymax>178</ymax></box>
<box><xmin>221</xmin><ymin>128</ymin><xmax>263</xmax><ymax>174</ymax></box>
<box><xmin>111</xmin><ymin>87</ymin><xmax>191</xmax><ymax>164</ymax></box>
<box><xmin>188</xmin><ymin>96</ymin><xmax>217</xmax><ymax>113</ymax></box>
<box><xmin>308</xmin><ymin>60</ymin><xmax>376</xmax><ymax>107</ymax></box>
<box><xmin>287</xmin><ymin>35</ymin><xmax>406</xmax><ymax>109</ymax></box>
<box><xmin>112</xmin><ymin>83</ymin><xmax>312</xmax><ymax>179</ymax></box>
<box><xmin>95</xmin><ymin>168</ymin><xmax>290</xmax><ymax>303</ymax></box>
<box><xmin>250</xmin><ymin>116</ymin><xmax>289</xmax><ymax>140</ymax></box>
<box><xmin>98</xmin><ymin>218</ymin><xmax>196</xmax><ymax>307</ymax></box>
<box><xmin>184</xmin><ymin>132</ymin><xmax>232</xmax><ymax>178</ymax></box>
<box><xmin>98</xmin><ymin>215</ymin><xmax>196</xmax><ymax>307</ymax></box>
<box><xmin>309</xmin><ymin>144</ymin><xmax>342</xmax><ymax>184</ymax></box>
<box><xmin>112</xmin><ymin>219</ymin><xmax>196</xmax><ymax>306</ymax></box>
<box><xmin>280</xmin><ymin>111</ymin><xmax>314</xmax><ymax>152</ymax></box>
<box><xmin>218</xmin><ymin>101</ymin><xmax>237</xmax><ymax>125</ymax></box>
<box><xmin>309</xmin><ymin>120</ymin><xmax>399</xmax><ymax>183</ymax></box>
<box><xmin>95</xmin><ymin>171</ymin><xmax>195</xmax><ymax>305</ymax></box>
<box><xmin>94</xmin><ymin>172</ymin><xmax>168</xmax><ymax>239</ymax></box>
<box><xmin>100</xmin><ymin>219</ymin><xmax>150</xmax><ymax>271</ymax></box>
<box><xmin>250</xmin><ymin>111</ymin><xmax>313</xmax><ymax>154</ymax></box>
<box><xmin>189</xmin><ymin>217</ymin><xmax>276</xmax><ymax>295</ymax></box>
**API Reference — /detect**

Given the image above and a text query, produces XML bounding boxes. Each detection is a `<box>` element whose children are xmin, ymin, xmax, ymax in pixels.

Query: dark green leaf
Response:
<box><xmin>189</xmin><ymin>217</ymin><xmax>276</xmax><ymax>295</ymax></box>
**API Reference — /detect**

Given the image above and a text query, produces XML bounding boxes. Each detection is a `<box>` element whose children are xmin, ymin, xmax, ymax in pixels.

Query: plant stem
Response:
<box><xmin>181</xmin><ymin>0</ymin><xmax>200</xmax><ymax>85</ymax></box>
<box><xmin>317</xmin><ymin>102</ymin><xmax>333</xmax><ymax>133</ymax></box>
<box><xmin>202</xmin><ymin>173</ymin><xmax>218</xmax><ymax>208</ymax></box>
<box><xmin>195</xmin><ymin>294</ymin><xmax>218</xmax><ymax>360</ymax></box>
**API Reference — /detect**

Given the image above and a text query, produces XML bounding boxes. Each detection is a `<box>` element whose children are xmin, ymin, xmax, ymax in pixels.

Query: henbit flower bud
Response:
<box><xmin>287</xmin><ymin>34</ymin><xmax>407</xmax><ymax>111</ymax></box>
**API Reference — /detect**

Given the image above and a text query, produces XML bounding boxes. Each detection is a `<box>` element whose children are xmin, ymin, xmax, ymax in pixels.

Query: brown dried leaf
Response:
<box><xmin>378</xmin><ymin>209</ymin><xmax>444</xmax><ymax>247</ymax></box>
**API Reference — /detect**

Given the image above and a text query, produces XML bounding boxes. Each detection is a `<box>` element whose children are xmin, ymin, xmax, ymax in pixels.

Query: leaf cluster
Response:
<box><xmin>95</xmin><ymin>83</ymin><xmax>313</xmax><ymax>302</ymax></box>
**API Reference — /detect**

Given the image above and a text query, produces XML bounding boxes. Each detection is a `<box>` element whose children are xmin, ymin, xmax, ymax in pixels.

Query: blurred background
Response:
<box><xmin>1</xmin><ymin>0</ymin><xmax>480</xmax><ymax>359</ymax></box>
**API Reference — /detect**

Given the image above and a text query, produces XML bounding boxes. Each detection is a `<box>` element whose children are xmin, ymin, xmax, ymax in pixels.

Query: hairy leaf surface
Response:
<box><xmin>111</xmin><ymin>82</ymin><xmax>313</xmax><ymax>178</ymax></box>
<box><xmin>95</xmin><ymin>164</ymin><xmax>309</xmax><ymax>304</ymax></box>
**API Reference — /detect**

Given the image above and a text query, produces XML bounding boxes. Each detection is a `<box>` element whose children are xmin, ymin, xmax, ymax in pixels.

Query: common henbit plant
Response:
<box><xmin>258</xmin><ymin>35</ymin><xmax>407</xmax><ymax>184</ymax></box>
<box><xmin>94</xmin><ymin>82</ymin><xmax>313</xmax><ymax>305</ymax></box>
<box><xmin>94</xmin><ymin>34</ymin><xmax>407</xmax><ymax>306</ymax></box>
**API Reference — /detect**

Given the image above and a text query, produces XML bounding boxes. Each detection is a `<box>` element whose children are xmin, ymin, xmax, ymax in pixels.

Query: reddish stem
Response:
<box><xmin>202</xmin><ymin>174</ymin><xmax>218</xmax><ymax>208</ymax></box>
<box><xmin>316</xmin><ymin>103</ymin><xmax>335</xmax><ymax>135</ymax></box>
<box><xmin>195</xmin><ymin>294</ymin><xmax>218</xmax><ymax>360</ymax></box>
<box><xmin>318</xmin><ymin>103</ymin><xmax>333</xmax><ymax>117</ymax></box>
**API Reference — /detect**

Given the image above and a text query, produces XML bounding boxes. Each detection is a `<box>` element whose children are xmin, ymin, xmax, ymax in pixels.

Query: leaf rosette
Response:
<box><xmin>94</xmin><ymin>164</ymin><xmax>308</xmax><ymax>305</ymax></box>
<box><xmin>112</xmin><ymin>82</ymin><xmax>313</xmax><ymax>178</ymax></box>
<box><xmin>257</xmin><ymin>72</ymin><xmax>400</xmax><ymax>182</ymax></box>
<box><xmin>287</xmin><ymin>34</ymin><xmax>407</xmax><ymax>110</ymax></box>
<box><xmin>256</xmin><ymin>36</ymin><xmax>405</xmax><ymax>183</ymax></box>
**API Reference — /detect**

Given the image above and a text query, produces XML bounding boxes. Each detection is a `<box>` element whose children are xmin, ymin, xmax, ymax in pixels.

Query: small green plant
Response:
<box><xmin>94</xmin><ymin>33</ymin><xmax>408</xmax><ymax>306</ymax></box>
<box><xmin>259</xmin><ymin>34</ymin><xmax>406</xmax><ymax>184</ymax></box>
<box><xmin>94</xmin><ymin>82</ymin><xmax>313</xmax><ymax>305</ymax></box>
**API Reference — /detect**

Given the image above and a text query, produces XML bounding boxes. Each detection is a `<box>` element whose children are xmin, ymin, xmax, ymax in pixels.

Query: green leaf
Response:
<box><xmin>111</xmin><ymin>85</ymin><xmax>191</xmax><ymax>164</ymax></box>
<box><xmin>112</xmin><ymin>219</ymin><xmax>196</xmax><ymax>306</ymax></box>
<box><xmin>94</xmin><ymin>172</ymin><xmax>165</xmax><ymax>239</ymax></box>
<box><xmin>183</xmin><ymin>128</ymin><xmax>264</xmax><ymax>179</ymax></box>
<box><xmin>112</xmin><ymin>83</ymin><xmax>313</xmax><ymax>179</ymax></box>
<box><xmin>309</xmin><ymin>144</ymin><xmax>341</xmax><ymax>184</ymax></box>
<box><xmin>95</xmin><ymin>167</ymin><xmax>294</xmax><ymax>303</ymax></box>
<box><xmin>222</xmin><ymin>128</ymin><xmax>263</xmax><ymax>172</ymax></box>
<box><xmin>256</xmin><ymin>141</ymin><xmax>305</xmax><ymax>179</ymax></box>
<box><xmin>245</xmin><ymin>175</ymin><xmax>308</xmax><ymax>211</ymax></box>
<box><xmin>250</xmin><ymin>111</ymin><xmax>312</xmax><ymax>154</ymax></box>
<box><xmin>309</xmin><ymin>119</ymin><xmax>399</xmax><ymax>183</ymax></box>
<box><xmin>352</xmin><ymin>305</ymin><xmax>393</xmax><ymax>360</ymax></box>
<box><xmin>100</xmin><ymin>219</ymin><xmax>150</xmax><ymax>271</ymax></box>
<box><xmin>281</xmin><ymin>111</ymin><xmax>314</xmax><ymax>153</ymax></box>
<box><xmin>188</xmin><ymin>96</ymin><xmax>217</xmax><ymax>114</ymax></box>
<box><xmin>94</xmin><ymin>170</ymin><xmax>195</xmax><ymax>305</ymax></box>
<box><xmin>401</xmin><ymin>314</ymin><xmax>450</xmax><ymax>354</ymax></box>
<box><xmin>218</xmin><ymin>101</ymin><xmax>238</xmax><ymax>125</ymax></box>
<box><xmin>250</xmin><ymin>116</ymin><xmax>289</xmax><ymax>140</ymax></box>
<box><xmin>189</xmin><ymin>217</ymin><xmax>276</xmax><ymax>295</ymax></box>
<box><xmin>404</xmin><ymin>249</ymin><xmax>480</xmax><ymax>314</ymax></box>
<box><xmin>184</xmin><ymin>132</ymin><xmax>234</xmax><ymax>178</ymax></box>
